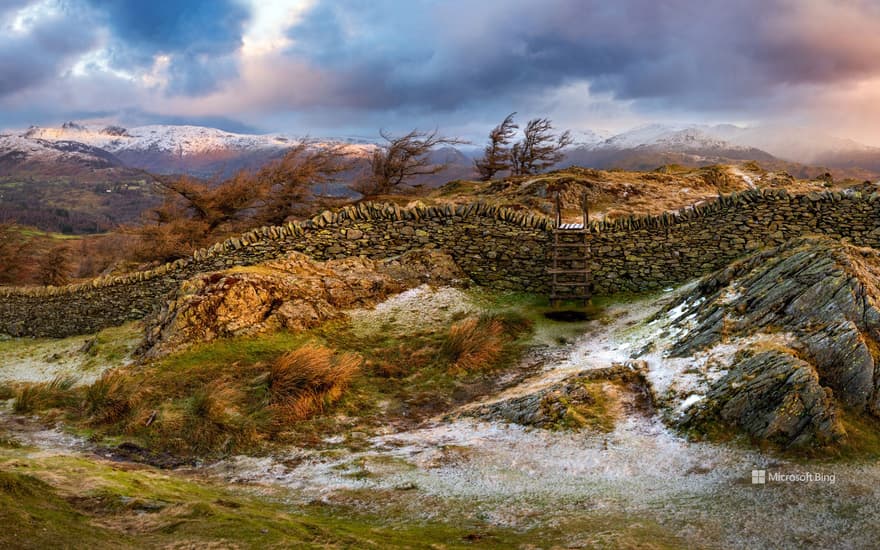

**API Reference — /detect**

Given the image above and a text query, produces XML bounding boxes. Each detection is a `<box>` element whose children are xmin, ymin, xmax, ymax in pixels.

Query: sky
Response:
<box><xmin>3</xmin><ymin>0</ymin><xmax>880</xmax><ymax>144</ymax></box>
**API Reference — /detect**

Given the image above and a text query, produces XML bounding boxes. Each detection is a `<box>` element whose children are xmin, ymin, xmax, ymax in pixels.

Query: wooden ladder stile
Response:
<box><xmin>549</xmin><ymin>191</ymin><xmax>592</xmax><ymax>307</ymax></box>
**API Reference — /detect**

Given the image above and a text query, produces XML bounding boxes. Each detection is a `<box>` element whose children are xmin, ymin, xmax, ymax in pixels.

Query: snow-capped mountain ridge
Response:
<box><xmin>0</xmin><ymin>134</ymin><xmax>122</xmax><ymax>169</ymax></box>
<box><xmin>10</xmin><ymin>120</ymin><xmax>880</xmax><ymax>179</ymax></box>
<box><xmin>23</xmin><ymin>123</ymin><xmax>292</xmax><ymax>157</ymax></box>
<box><xmin>19</xmin><ymin>123</ymin><xmax>383</xmax><ymax>176</ymax></box>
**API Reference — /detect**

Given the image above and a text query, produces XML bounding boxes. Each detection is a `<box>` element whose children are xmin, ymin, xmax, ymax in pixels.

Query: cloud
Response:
<box><xmin>3</xmin><ymin>0</ymin><xmax>880</xmax><ymax>144</ymax></box>
<box><xmin>81</xmin><ymin>0</ymin><xmax>252</xmax><ymax>95</ymax></box>
<box><xmin>0</xmin><ymin>1</ymin><xmax>98</xmax><ymax>96</ymax></box>
<box><xmin>281</xmin><ymin>0</ymin><xmax>880</xmax><ymax>115</ymax></box>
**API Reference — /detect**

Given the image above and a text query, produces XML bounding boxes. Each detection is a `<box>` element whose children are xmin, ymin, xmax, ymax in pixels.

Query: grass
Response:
<box><xmin>0</xmin><ymin>439</ymin><xmax>693</xmax><ymax>549</ymax></box>
<box><xmin>441</xmin><ymin>316</ymin><xmax>507</xmax><ymax>373</ymax></box>
<box><xmin>544</xmin><ymin>380</ymin><xmax>620</xmax><ymax>432</ymax></box>
<box><xmin>797</xmin><ymin>409</ymin><xmax>880</xmax><ymax>461</ymax></box>
<box><xmin>0</xmin><ymin>381</ymin><xmax>15</xmax><ymax>400</ymax></box>
<box><xmin>266</xmin><ymin>344</ymin><xmax>361</xmax><ymax>425</ymax></box>
<box><xmin>13</xmin><ymin>375</ymin><xmax>79</xmax><ymax>413</ymax></box>
<box><xmin>79</xmin><ymin>339</ymin><xmax>362</xmax><ymax>456</ymax></box>
<box><xmin>0</xmin><ymin>448</ymin><xmax>528</xmax><ymax>549</ymax></box>
<box><xmin>83</xmin><ymin>369</ymin><xmax>138</xmax><ymax>425</ymax></box>
<box><xmin>10</xmin><ymin>304</ymin><xmax>532</xmax><ymax>457</ymax></box>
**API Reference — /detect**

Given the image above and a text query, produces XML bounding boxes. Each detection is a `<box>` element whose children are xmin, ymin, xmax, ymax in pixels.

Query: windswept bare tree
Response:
<box><xmin>150</xmin><ymin>172</ymin><xmax>254</xmax><ymax>235</ymax></box>
<box><xmin>511</xmin><ymin>118</ymin><xmax>573</xmax><ymax>176</ymax></box>
<box><xmin>474</xmin><ymin>112</ymin><xmax>518</xmax><ymax>181</ymax></box>
<box><xmin>255</xmin><ymin>139</ymin><xmax>352</xmax><ymax>226</ymax></box>
<box><xmin>134</xmin><ymin>139</ymin><xmax>353</xmax><ymax>262</ymax></box>
<box><xmin>359</xmin><ymin>129</ymin><xmax>467</xmax><ymax>196</ymax></box>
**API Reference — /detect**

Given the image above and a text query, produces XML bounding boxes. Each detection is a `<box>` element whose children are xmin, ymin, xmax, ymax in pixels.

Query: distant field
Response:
<box><xmin>0</xmin><ymin>178</ymin><xmax>159</xmax><ymax>234</ymax></box>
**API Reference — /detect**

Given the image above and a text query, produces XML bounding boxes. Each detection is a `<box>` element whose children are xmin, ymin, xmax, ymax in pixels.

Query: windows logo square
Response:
<box><xmin>752</xmin><ymin>469</ymin><xmax>766</xmax><ymax>484</ymax></box>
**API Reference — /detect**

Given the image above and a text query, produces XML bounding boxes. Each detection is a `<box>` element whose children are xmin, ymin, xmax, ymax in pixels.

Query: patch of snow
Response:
<box><xmin>730</xmin><ymin>167</ymin><xmax>757</xmax><ymax>189</ymax></box>
<box><xmin>0</xmin><ymin>331</ymin><xmax>137</xmax><ymax>385</ymax></box>
<box><xmin>678</xmin><ymin>393</ymin><xmax>705</xmax><ymax>412</ymax></box>
<box><xmin>346</xmin><ymin>285</ymin><xmax>481</xmax><ymax>337</ymax></box>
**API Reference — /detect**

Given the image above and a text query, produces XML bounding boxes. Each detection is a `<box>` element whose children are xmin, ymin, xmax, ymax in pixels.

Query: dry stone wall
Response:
<box><xmin>589</xmin><ymin>188</ymin><xmax>880</xmax><ymax>293</ymax></box>
<box><xmin>0</xmin><ymin>202</ymin><xmax>551</xmax><ymax>337</ymax></box>
<box><xmin>1</xmin><ymin>188</ymin><xmax>879</xmax><ymax>337</ymax></box>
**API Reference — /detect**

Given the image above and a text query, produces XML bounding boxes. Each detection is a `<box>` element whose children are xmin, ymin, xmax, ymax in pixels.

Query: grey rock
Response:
<box><xmin>680</xmin><ymin>348</ymin><xmax>843</xmax><ymax>448</ymax></box>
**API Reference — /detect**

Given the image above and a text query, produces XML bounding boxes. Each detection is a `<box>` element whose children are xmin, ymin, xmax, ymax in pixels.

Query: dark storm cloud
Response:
<box><xmin>284</xmin><ymin>0</ymin><xmax>880</xmax><ymax>112</ymax></box>
<box><xmin>81</xmin><ymin>0</ymin><xmax>252</xmax><ymax>95</ymax></box>
<box><xmin>0</xmin><ymin>1</ymin><xmax>98</xmax><ymax>96</ymax></box>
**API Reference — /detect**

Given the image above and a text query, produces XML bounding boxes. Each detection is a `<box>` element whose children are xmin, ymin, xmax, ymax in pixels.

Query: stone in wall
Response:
<box><xmin>2</xmin><ymin>190</ymin><xmax>880</xmax><ymax>337</ymax></box>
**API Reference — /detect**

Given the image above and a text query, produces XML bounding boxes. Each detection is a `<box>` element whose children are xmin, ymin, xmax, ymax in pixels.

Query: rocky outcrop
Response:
<box><xmin>680</xmin><ymin>348</ymin><xmax>843</xmax><ymax>448</ymax></box>
<box><xmin>666</xmin><ymin>236</ymin><xmax>880</xmax><ymax>448</ymax></box>
<box><xmin>141</xmin><ymin>249</ymin><xmax>467</xmax><ymax>357</ymax></box>
<box><xmin>463</xmin><ymin>362</ymin><xmax>653</xmax><ymax>431</ymax></box>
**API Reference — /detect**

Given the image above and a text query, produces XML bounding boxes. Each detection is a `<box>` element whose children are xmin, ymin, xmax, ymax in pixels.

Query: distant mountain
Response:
<box><xmin>0</xmin><ymin>135</ymin><xmax>156</xmax><ymax>233</ymax></box>
<box><xmin>0</xmin><ymin>134</ymin><xmax>137</xmax><ymax>180</ymax></box>
<box><xmin>23</xmin><ymin>123</ymin><xmax>297</xmax><ymax>178</ymax></box>
<box><xmin>563</xmin><ymin>125</ymin><xmax>778</xmax><ymax>171</ymax></box>
<box><xmin>562</xmin><ymin>123</ymin><xmax>880</xmax><ymax>179</ymax></box>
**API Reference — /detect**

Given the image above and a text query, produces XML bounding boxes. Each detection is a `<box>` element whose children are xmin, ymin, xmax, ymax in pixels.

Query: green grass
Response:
<box><xmin>548</xmin><ymin>380</ymin><xmax>619</xmax><ymax>432</ymax></box>
<box><xmin>155</xmin><ymin>329</ymin><xmax>311</xmax><ymax>373</ymax></box>
<box><xmin>0</xmin><ymin>443</ymin><xmax>690</xmax><ymax>549</ymax></box>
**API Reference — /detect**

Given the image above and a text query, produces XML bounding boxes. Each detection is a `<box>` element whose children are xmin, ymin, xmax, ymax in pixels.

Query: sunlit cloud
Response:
<box><xmin>1</xmin><ymin>0</ymin><xmax>880</xmax><ymax>144</ymax></box>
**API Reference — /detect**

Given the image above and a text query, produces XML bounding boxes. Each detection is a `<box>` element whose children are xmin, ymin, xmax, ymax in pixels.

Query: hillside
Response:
<box><xmin>2</xmin><ymin>121</ymin><xmax>877</xmax><ymax>237</ymax></box>
<box><xmin>568</xmin><ymin>123</ymin><xmax>880</xmax><ymax>180</ymax></box>
<box><xmin>0</xmin><ymin>134</ymin><xmax>136</xmax><ymax>180</ymax></box>
<box><xmin>428</xmin><ymin>163</ymin><xmax>865</xmax><ymax>224</ymax></box>
<box><xmin>4</xmin><ymin>232</ymin><xmax>880</xmax><ymax>548</ymax></box>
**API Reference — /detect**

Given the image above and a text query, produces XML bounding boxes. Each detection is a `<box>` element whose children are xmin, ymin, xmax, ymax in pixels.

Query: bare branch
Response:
<box><xmin>362</xmin><ymin>128</ymin><xmax>468</xmax><ymax>195</ymax></box>
<box><xmin>511</xmin><ymin>118</ymin><xmax>572</xmax><ymax>175</ymax></box>
<box><xmin>475</xmin><ymin>112</ymin><xmax>518</xmax><ymax>181</ymax></box>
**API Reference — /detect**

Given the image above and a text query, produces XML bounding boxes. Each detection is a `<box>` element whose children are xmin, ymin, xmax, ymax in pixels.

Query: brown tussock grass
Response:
<box><xmin>267</xmin><ymin>344</ymin><xmax>361</xmax><ymax>425</ymax></box>
<box><xmin>13</xmin><ymin>375</ymin><xmax>78</xmax><ymax>413</ymax></box>
<box><xmin>441</xmin><ymin>316</ymin><xmax>506</xmax><ymax>374</ymax></box>
<box><xmin>83</xmin><ymin>369</ymin><xmax>141</xmax><ymax>425</ymax></box>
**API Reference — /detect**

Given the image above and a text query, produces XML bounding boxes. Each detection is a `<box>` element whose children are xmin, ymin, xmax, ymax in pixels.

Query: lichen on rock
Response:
<box><xmin>463</xmin><ymin>362</ymin><xmax>654</xmax><ymax>432</ymax></box>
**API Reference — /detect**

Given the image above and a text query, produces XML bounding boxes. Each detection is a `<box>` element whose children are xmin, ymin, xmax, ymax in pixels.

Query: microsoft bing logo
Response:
<box><xmin>752</xmin><ymin>469</ymin><xmax>766</xmax><ymax>484</ymax></box>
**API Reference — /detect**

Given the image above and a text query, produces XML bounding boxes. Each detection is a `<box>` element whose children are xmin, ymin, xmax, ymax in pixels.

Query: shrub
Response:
<box><xmin>13</xmin><ymin>376</ymin><xmax>78</xmax><ymax>413</ymax></box>
<box><xmin>267</xmin><ymin>344</ymin><xmax>361</xmax><ymax>425</ymax></box>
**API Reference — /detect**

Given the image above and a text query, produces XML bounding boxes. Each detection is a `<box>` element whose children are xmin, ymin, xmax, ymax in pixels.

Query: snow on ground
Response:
<box><xmin>346</xmin><ymin>285</ymin><xmax>482</xmax><ymax>336</ymax></box>
<box><xmin>0</xmin><ymin>326</ymin><xmax>139</xmax><ymax>386</ymax></box>
<box><xmin>204</xmin><ymin>286</ymin><xmax>880</xmax><ymax>546</ymax></box>
<box><xmin>730</xmin><ymin>166</ymin><xmax>758</xmax><ymax>189</ymax></box>
<box><xmin>213</xmin><ymin>286</ymin><xmax>750</xmax><ymax>502</ymax></box>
